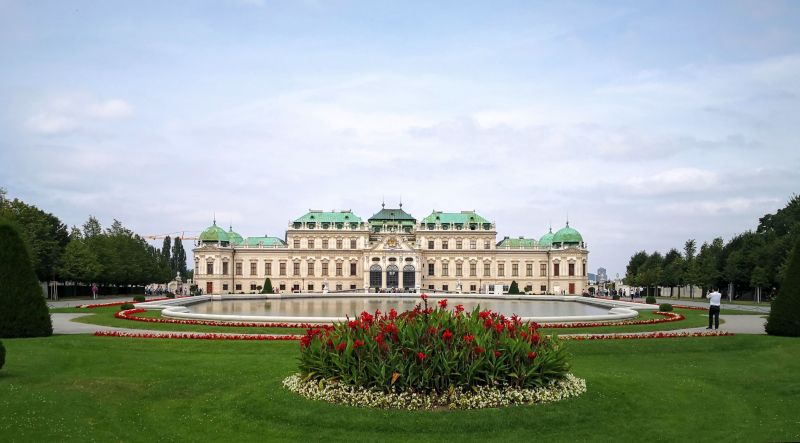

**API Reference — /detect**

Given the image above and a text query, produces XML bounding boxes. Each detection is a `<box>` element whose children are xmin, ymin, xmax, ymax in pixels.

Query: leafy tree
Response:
<box><xmin>638</xmin><ymin>252</ymin><xmax>664</xmax><ymax>297</ymax></box>
<box><xmin>0</xmin><ymin>221</ymin><xmax>52</xmax><ymax>338</ymax></box>
<box><xmin>696</xmin><ymin>238</ymin><xmax>724</xmax><ymax>293</ymax></box>
<box><xmin>161</xmin><ymin>236</ymin><xmax>171</xmax><ymax>271</ymax></box>
<box><xmin>508</xmin><ymin>280</ymin><xmax>520</xmax><ymax>294</ymax></box>
<box><xmin>57</xmin><ymin>237</ymin><xmax>102</xmax><ymax>296</ymax></box>
<box><xmin>261</xmin><ymin>277</ymin><xmax>274</xmax><ymax>294</ymax></box>
<box><xmin>82</xmin><ymin>216</ymin><xmax>102</xmax><ymax>238</ymax></box>
<box><xmin>624</xmin><ymin>250</ymin><xmax>648</xmax><ymax>287</ymax></box>
<box><xmin>0</xmin><ymin>197</ymin><xmax>68</xmax><ymax>282</ymax></box>
<box><xmin>662</xmin><ymin>249</ymin><xmax>684</xmax><ymax>298</ymax></box>
<box><xmin>683</xmin><ymin>239</ymin><xmax>697</xmax><ymax>298</ymax></box>
<box><xmin>171</xmin><ymin>237</ymin><xmax>188</xmax><ymax>279</ymax></box>
<box><xmin>765</xmin><ymin>239</ymin><xmax>800</xmax><ymax>336</ymax></box>
<box><xmin>750</xmin><ymin>266</ymin><xmax>769</xmax><ymax>303</ymax></box>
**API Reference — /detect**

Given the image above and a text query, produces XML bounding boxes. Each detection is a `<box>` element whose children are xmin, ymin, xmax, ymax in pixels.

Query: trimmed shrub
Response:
<box><xmin>766</xmin><ymin>240</ymin><xmax>800</xmax><ymax>337</ymax></box>
<box><xmin>261</xmin><ymin>278</ymin><xmax>274</xmax><ymax>294</ymax></box>
<box><xmin>0</xmin><ymin>221</ymin><xmax>52</xmax><ymax>338</ymax></box>
<box><xmin>298</xmin><ymin>295</ymin><xmax>571</xmax><ymax>393</ymax></box>
<box><xmin>645</xmin><ymin>295</ymin><xmax>657</xmax><ymax>304</ymax></box>
<box><xmin>120</xmin><ymin>303</ymin><xmax>135</xmax><ymax>310</ymax></box>
<box><xmin>133</xmin><ymin>295</ymin><xmax>145</xmax><ymax>303</ymax></box>
<box><xmin>508</xmin><ymin>280</ymin><xmax>520</xmax><ymax>295</ymax></box>
<box><xmin>612</xmin><ymin>294</ymin><xmax>620</xmax><ymax>300</ymax></box>
<box><xmin>0</xmin><ymin>340</ymin><xmax>5</xmax><ymax>370</ymax></box>
<box><xmin>166</xmin><ymin>293</ymin><xmax>175</xmax><ymax>299</ymax></box>
<box><xmin>659</xmin><ymin>303</ymin><xmax>673</xmax><ymax>312</ymax></box>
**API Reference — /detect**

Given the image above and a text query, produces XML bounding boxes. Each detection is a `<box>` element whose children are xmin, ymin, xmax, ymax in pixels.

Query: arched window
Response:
<box><xmin>402</xmin><ymin>265</ymin><xmax>415</xmax><ymax>289</ymax></box>
<box><xmin>369</xmin><ymin>264</ymin><xmax>382</xmax><ymax>288</ymax></box>
<box><xmin>386</xmin><ymin>264</ymin><xmax>399</xmax><ymax>288</ymax></box>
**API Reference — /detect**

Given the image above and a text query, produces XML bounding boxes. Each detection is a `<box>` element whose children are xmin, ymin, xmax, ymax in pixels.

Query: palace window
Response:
<box><xmin>222</xmin><ymin>262</ymin><xmax>229</xmax><ymax>275</ymax></box>
<box><xmin>456</xmin><ymin>240</ymin><xmax>462</xmax><ymax>249</ymax></box>
<box><xmin>428</xmin><ymin>240</ymin><xmax>434</xmax><ymax>249</ymax></box>
<box><xmin>540</xmin><ymin>263</ymin><xmax>547</xmax><ymax>276</ymax></box>
<box><xmin>470</xmin><ymin>262</ymin><xmax>477</xmax><ymax>277</ymax></box>
<box><xmin>456</xmin><ymin>263</ymin><xmax>462</xmax><ymax>277</ymax></box>
<box><xmin>279</xmin><ymin>262</ymin><xmax>286</xmax><ymax>276</ymax></box>
<box><xmin>568</xmin><ymin>263</ymin><xmax>575</xmax><ymax>276</ymax></box>
<box><xmin>583</xmin><ymin>262</ymin><xmax>586</xmax><ymax>276</ymax></box>
<box><xmin>307</xmin><ymin>239</ymin><xmax>315</xmax><ymax>249</ymax></box>
<box><xmin>350</xmin><ymin>239</ymin><xmax>357</xmax><ymax>249</ymax></box>
<box><xmin>428</xmin><ymin>263</ymin><xmax>435</xmax><ymax>276</ymax></box>
<box><xmin>307</xmin><ymin>261</ymin><xmax>315</xmax><ymax>276</ymax></box>
<box><xmin>293</xmin><ymin>262</ymin><xmax>300</xmax><ymax>276</ymax></box>
<box><xmin>336</xmin><ymin>239</ymin><xmax>343</xmax><ymax>249</ymax></box>
<box><xmin>484</xmin><ymin>240</ymin><xmax>490</xmax><ymax>249</ymax></box>
<box><xmin>512</xmin><ymin>263</ymin><xmax>519</xmax><ymax>277</ymax></box>
<box><xmin>336</xmin><ymin>283</ymin><xmax>342</xmax><ymax>291</ymax></box>
<box><xmin>321</xmin><ymin>262</ymin><xmax>328</xmax><ymax>276</ymax></box>
<box><xmin>484</xmin><ymin>262</ymin><xmax>490</xmax><ymax>276</ymax></box>
<box><xmin>541</xmin><ymin>285</ymin><xmax>547</xmax><ymax>292</ymax></box>
<box><xmin>206</xmin><ymin>262</ymin><xmax>213</xmax><ymax>275</ymax></box>
<box><xmin>442</xmin><ymin>240</ymin><xmax>449</xmax><ymax>250</ymax></box>
<box><xmin>554</xmin><ymin>263</ymin><xmax>560</xmax><ymax>277</ymax></box>
<box><xmin>470</xmin><ymin>240</ymin><xmax>476</xmax><ymax>249</ymax></box>
<box><xmin>524</xmin><ymin>285</ymin><xmax>532</xmax><ymax>292</ymax></box>
<box><xmin>264</xmin><ymin>261</ymin><xmax>271</xmax><ymax>276</ymax></box>
<box><xmin>250</xmin><ymin>262</ymin><xmax>257</xmax><ymax>276</ymax></box>
<box><xmin>322</xmin><ymin>239</ymin><xmax>328</xmax><ymax>249</ymax></box>
<box><xmin>222</xmin><ymin>284</ymin><xmax>229</xmax><ymax>291</ymax></box>
<box><xmin>235</xmin><ymin>263</ymin><xmax>243</xmax><ymax>276</ymax></box>
<box><xmin>235</xmin><ymin>284</ymin><xmax>241</xmax><ymax>291</ymax></box>
<box><xmin>279</xmin><ymin>284</ymin><xmax>286</xmax><ymax>291</ymax></box>
<box><xmin>336</xmin><ymin>262</ymin><xmax>343</xmax><ymax>276</ymax></box>
<box><xmin>442</xmin><ymin>284</ymin><xmax>449</xmax><ymax>291</ymax></box>
<box><xmin>498</xmin><ymin>263</ymin><xmax>505</xmax><ymax>277</ymax></box>
<box><xmin>293</xmin><ymin>238</ymin><xmax>300</xmax><ymax>248</ymax></box>
<box><xmin>526</xmin><ymin>263</ymin><xmax>533</xmax><ymax>277</ymax></box>
<box><xmin>442</xmin><ymin>263</ymin><xmax>449</xmax><ymax>276</ymax></box>
<box><xmin>350</xmin><ymin>262</ymin><xmax>357</xmax><ymax>276</ymax></box>
<box><xmin>308</xmin><ymin>284</ymin><xmax>314</xmax><ymax>291</ymax></box>
<box><xmin>250</xmin><ymin>283</ymin><xmax>257</xmax><ymax>291</ymax></box>
<box><xmin>470</xmin><ymin>284</ymin><xmax>477</xmax><ymax>292</ymax></box>
<box><xmin>350</xmin><ymin>284</ymin><xmax>356</xmax><ymax>290</ymax></box>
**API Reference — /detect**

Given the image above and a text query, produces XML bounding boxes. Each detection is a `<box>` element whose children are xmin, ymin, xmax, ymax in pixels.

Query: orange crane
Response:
<box><xmin>144</xmin><ymin>231</ymin><xmax>199</xmax><ymax>241</ymax></box>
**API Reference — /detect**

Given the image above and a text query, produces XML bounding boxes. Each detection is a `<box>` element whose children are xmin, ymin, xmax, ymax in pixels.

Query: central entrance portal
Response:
<box><xmin>386</xmin><ymin>264</ymin><xmax>399</xmax><ymax>288</ymax></box>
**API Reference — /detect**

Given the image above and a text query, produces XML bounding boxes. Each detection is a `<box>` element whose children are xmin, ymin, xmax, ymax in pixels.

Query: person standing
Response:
<box><xmin>91</xmin><ymin>283</ymin><xmax>98</xmax><ymax>300</ymax></box>
<box><xmin>706</xmin><ymin>288</ymin><xmax>722</xmax><ymax>329</ymax></box>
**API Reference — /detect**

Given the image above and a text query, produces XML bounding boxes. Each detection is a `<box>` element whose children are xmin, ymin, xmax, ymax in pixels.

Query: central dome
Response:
<box><xmin>552</xmin><ymin>224</ymin><xmax>583</xmax><ymax>246</ymax></box>
<box><xmin>199</xmin><ymin>221</ymin><xmax>230</xmax><ymax>244</ymax></box>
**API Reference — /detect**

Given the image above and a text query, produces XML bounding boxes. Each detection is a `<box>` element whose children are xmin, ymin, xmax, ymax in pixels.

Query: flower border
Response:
<box><xmin>282</xmin><ymin>373</ymin><xmax>587</xmax><ymax>410</ymax></box>
<box><xmin>93</xmin><ymin>330</ymin><xmax>299</xmax><ymax>340</ymax></box>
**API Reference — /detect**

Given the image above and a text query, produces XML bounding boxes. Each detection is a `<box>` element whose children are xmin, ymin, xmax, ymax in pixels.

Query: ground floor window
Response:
<box><xmin>222</xmin><ymin>284</ymin><xmax>229</xmax><ymax>291</ymax></box>
<box><xmin>279</xmin><ymin>284</ymin><xmax>286</xmax><ymax>291</ymax></box>
<box><xmin>428</xmin><ymin>285</ymin><xmax>434</xmax><ymax>290</ymax></box>
<box><xmin>442</xmin><ymin>284</ymin><xmax>449</xmax><ymax>291</ymax></box>
<box><xmin>524</xmin><ymin>285</ymin><xmax>532</xmax><ymax>292</ymax></box>
<box><xmin>541</xmin><ymin>285</ymin><xmax>546</xmax><ymax>292</ymax></box>
<box><xmin>350</xmin><ymin>284</ymin><xmax>356</xmax><ymax>290</ymax></box>
<box><xmin>335</xmin><ymin>284</ymin><xmax>342</xmax><ymax>291</ymax></box>
<box><xmin>250</xmin><ymin>284</ymin><xmax>257</xmax><ymax>291</ymax></box>
<box><xmin>235</xmin><ymin>284</ymin><xmax>241</xmax><ymax>291</ymax></box>
<box><xmin>470</xmin><ymin>284</ymin><xmax>476</xmax><ymax>292</ymax></box>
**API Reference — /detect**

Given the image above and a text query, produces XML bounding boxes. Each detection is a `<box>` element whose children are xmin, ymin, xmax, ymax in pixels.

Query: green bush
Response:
<box><xmin>298</xmin><ymin>295</ymin><xmax>571</xmax><ymax>392</ymax></box>
<box><xmin>166</xmin><ymin>293</ymin><xmax>175</xmax><ymax>299</ymax></box>
<box><xmin>645</xmin><ymin>295</ymin><xmax>657</xmax><ymax>304</ymax></box>
<box><xmin>0</xmin><ymin>340</ymin><xmax>5</xmax><ymax>370</ymax></box>
<box><xmin>508</xmin><ymin>280</ymin><xmax>520</xmax><ymax>295</ymax></box>
<box><xmin>766</xmin><ymin>240</ymin><xmax>800</xmax><ymax>337</ymax></box>
<box><xmin>659</xmin><ymin>303</ymin><xmax>673</xmax><ymax>312</ymax></box>
<box><xmin>133</xmin><ymin>295</ymin><xmax>145</xmax><ymax>303</ymax></box>
<box><xmin>0</xmin><ymin>221</ymin><xmax>52</xmax><ymax>338</ymax></box>
<box><xmin>120</xmin><ymin>302</ymin><xmax>135</xmax><ymax>310</ymax></box>
<box><xmin>261</xmin><ymin>278</ymin><xmax>274</xmax><ymax>294</ymax></box>
<box><xmin>612</xmin><ymin>294</ymin><xmax>620</xmax><ymax>300</ymax></box>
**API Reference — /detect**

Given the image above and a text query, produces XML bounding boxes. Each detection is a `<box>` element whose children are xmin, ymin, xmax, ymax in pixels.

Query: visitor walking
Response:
<box><xmin>706</xmin><ymin>288</ymin><xmax>722</xmax><ymax>329</ymax></box>
<box><xmin>91</xmin><ymin>283</ymin><xmax>98</xmax><ymax>300</ymax></box>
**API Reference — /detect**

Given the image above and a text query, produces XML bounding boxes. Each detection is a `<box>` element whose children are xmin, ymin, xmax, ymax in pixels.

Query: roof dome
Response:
<box><xmin>553</xmin><ymin>223</ymin><xmax>583</xmax><ymax>245</ymax></box>
<box><xmin>539</xmin><ymin>228</ymin><xmax>555</xmax><ymax>247</ymax></box>
<box><xmin>227</xmin><ymin>226</ymin><xmax>244</xmax><ymax>246</ymax></box>
<box><xmin>199</xmin><ymin>221</ymin><xmax>230</xmax><ymax>243</ymax></box>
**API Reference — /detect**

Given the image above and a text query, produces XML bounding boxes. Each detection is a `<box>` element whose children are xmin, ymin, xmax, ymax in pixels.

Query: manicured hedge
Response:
<box><xmin>766</xmin><ymin>240</ymin><xmax>800</xmax><ymax>337</ymax></box>
<box><xmin>0</xmin><ymin>340</ymin><xmax>5</xmax><ymax>370</ymax></box>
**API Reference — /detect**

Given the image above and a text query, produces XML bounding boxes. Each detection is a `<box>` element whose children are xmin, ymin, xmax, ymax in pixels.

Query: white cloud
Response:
<box><xmin>619</xmin><ymin>168</ymin><xmax>719</xmax><ymax>196</ymax></box>
<box><xmin>26</xmin><ymin>95</ymin><xmax>134</xmax><ymax>135</ymax></box>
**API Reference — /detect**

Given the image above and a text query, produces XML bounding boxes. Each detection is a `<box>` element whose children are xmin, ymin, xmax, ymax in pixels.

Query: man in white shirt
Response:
<box><xmin>706</xmin><ymin>288</ymin><xmax>722</xmax><ymax>330</ymax></box>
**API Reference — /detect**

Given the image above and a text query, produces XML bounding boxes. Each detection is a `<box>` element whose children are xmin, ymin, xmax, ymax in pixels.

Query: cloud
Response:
<box><xmin>26</xmin><ymin>95</ymin><xmax>134</xmax><ymax>135</ymax></box>
<box><xmin>619</xmin><ymin>168</ymin><xmax>719</xmax><ymax>196</ymax></box>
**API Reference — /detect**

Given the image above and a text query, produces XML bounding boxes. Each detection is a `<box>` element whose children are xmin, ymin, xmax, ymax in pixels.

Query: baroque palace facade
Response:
<box><xmin>192</xmin><ymin>205</ymin><xmax>589</xmax><ymax>295</ymax></box>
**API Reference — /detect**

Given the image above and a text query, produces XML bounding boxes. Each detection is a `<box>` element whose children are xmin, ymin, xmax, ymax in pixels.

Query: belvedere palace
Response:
<box><xmin>192</xmin><ymin>205</ymin><xmax>589</xmax><ymax>295</ymax></box>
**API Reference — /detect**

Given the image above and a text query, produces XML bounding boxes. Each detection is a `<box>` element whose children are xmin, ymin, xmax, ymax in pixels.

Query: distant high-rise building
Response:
<box><xmin>597</xmin><ymin>267</ymin><xmax>608</xmax><ymax>283</ymax></box>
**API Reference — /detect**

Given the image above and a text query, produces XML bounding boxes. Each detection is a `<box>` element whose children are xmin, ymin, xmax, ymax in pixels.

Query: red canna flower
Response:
<box><xmin>494</xmin><ymin>322</ymin><xmax>505</xmax><ymax>333</ymax></box>
<box><xmin>326</xmin><ymin>338</ymin><xmax>333</xmax><ymax>347</ymax></box>
<box><xmin>484</xmin><ymin>318</ymin><xmax>494</xmax><ymax>329</ymax></box>
<box><xmin>479</xmin><ymin>310</ymin><xmax>492</xmax><ymax>320</ymax></box>
<box><xmin>474</xmin><ymin>346</ymin><xmax>485</xmax><ymax>354</ymax></box>
<box><xmin>417</xmin><ymin>352</ymin><xmax>427</xmax><ymax>361</ymax></box>
<box><xmin>389</xmin><ymin>308</ymin><xmax>398</xmax><ymax>320</ymax></box>
<box><xmin>463</xmin><ymin>334</ymin><xmax>475</xmax><ymax>343</ymax></box>
<box><xmin>455</xmin><ymin>304</ymin><xmax>464</xmax><ymax>314</ymax></box>
<box><xmin>493</xmin><ymin>350</ymin><xmax>501</xmax><ymax>358</ymax></box>
<box><xmin>442</xmin><ymin>329</ymin><xmax>453</xmax><ymax>341</ymax></box>
<box><xmin>300</xmin><ymin>335</ymin><xmax>312</xmax><ymax>348</ymax></box>
<box><xmin>531</xmin><ymin>333</ymin><xmax>541</xmax><ymax>345</ymax></box>
<box><xmin>420</xmin><ymin>293</ymin><xmax>428</xmax><ymax>301</ymax></box>
<box><xmin>336</xmin><ymin>342</ymin><xmax>346</xmax><ymax>352</ymax></box>
<box><xmin>427</xmin><ymin>326</ymin><xmax>438</xmax><ymax>335</ymax></box>
<box><xmin>353</xmin><ymin>339</ymin><xmax>364</xmax><ymax>348</ymax></box>
<box><xmin>528</xmin><ymin>351</ymin><xmax>537</xmax><ymax>360</ymax></box>
<box><xmin>438</xmin><ymin>299</ymin><xmax>448</xmax><ymax>309</ymax></box>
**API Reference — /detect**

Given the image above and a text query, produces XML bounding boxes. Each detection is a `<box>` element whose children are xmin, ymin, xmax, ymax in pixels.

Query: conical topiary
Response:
<box><xmin>508</xmin><ymin>280</ymin><xmax>520</xmax><ymax>295</ymax></box>
<box><xmin>261</xmin><ymin>277</ymin><xmax>274</xmax><ymax>294</ymax></box>
<box><xmin>0</xmin><ymin>340</ymin><xmax>5</xmax><ymax>370</ymax></box>
<box><xmin>0</xmin><ymin>221</ymin><xmax>53</xmax><ymax>338</ymax></box>
<box><xmin>766</xmin><ymin>239</ymin><xmax>800</xmax><ymax>336</ymax></box>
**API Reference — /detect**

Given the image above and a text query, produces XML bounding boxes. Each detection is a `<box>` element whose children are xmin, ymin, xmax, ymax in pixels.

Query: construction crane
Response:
<box><xmin>144</xmin><ymin>231</ymin><xmax>199</xmax><ymax>241</ymax></box>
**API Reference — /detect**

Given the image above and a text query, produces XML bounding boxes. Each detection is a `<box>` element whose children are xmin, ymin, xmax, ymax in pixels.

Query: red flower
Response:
<box><xmin>417</xmin><ymin>352</ymin><xmax>427</xmax><ymax>361</ymax></box>
<box><xmin>427</xmin><ymin>326</ymin><xmax>438</xmax><ymax>335</ymax></box>
<box><xmin>474</xmin><ymin>346</ymin><xmax>485</xmax><ymax>354</ymax></box>
<box><xmin>389</xmin><ymin>308</ymin><xmax>398</xmax><ymax>320</ymax></box>
<box><xmin>494</xmin><ymin>322</ymin><xmax>505</xmax><ymax>333</ymax></box>
<box><xmin>336</xmin><ymin>342</ymin><xmax>346</xmax><ymax>352</ymax></box>
<box><xmin>463</xmin><ymin>334</ymin><xmax>475</xmax><ymax>343</ymax></box>
<box><xmin>360</xmin><ymin>311</ymin><xmax>374</xmax><ymax>324</ymax></box>
<box><xmin>326</xmin><ymin>338</ymin><xmax>333</xmax><ymax>347</ymax></box>
<box><xmin>479</xmin><ymin>310</ymin><xmax>492</xmax><ymax>320</ymax></box>
<box><xmin>442</xmin><ymin>329</ymin><xmax>453</xmax><ymax>341</ymax></box>
<box><xmin>438</xmin><ymin>299</ymin><xmax>448</xmax><ymax>309</ymax></box>
<box><xmin>484</xmin><ymin>318</ymin><xmax>494</xmax><ymax>329</ymax></box>
<box><xmin>420</xmin><ymin>293</ymin><xmax>428</xmax><ymax>300</ymax></box>
<box><xmin>530</xmin><ymin>333</ymin><xmax>541</xmax><ymax>345</ymax></box>
<box><xmin>455</xmin><ymin>304</ymin><xmax>464</xmax><ymax>314</ymax></box>
<box><xmin>493</xmin><ymin>350</ymin><xmax>501</xmax><ymax>357</ymax></box>
<box><xmin>353</xmin><ymin>339</ymin><xmax>364</xmax><ymax>348</ymax></box>
<box><xmin>300</xmin><ymin>335</ymin><xmax>312</xmax><ymax>347</ymax></box>
<box><xmin>528</xmin><ymin>351</ymin><xmax>537</xmax><ymax>360</ymax></box>
<box><xmin>348</xmin><ymin>320</ymin><xmax>359</xmax><ymax>329</ymax></box>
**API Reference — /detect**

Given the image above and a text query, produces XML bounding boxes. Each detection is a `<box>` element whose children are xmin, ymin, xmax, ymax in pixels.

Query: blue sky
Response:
<box><xmin>2</xmin><ymin>0</ymin><xmax>799</xmax><ymax>277</ymax></box>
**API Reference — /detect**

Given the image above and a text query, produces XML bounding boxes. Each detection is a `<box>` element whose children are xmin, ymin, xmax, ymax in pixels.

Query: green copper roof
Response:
<box><xmin>421</xmin><ymin>211</ymin><xmax>490</xmax><ymax>225</ymax></box>
<box><xmin>539</xmin><ymin>228</ymin><xmax>555</xmax><ymax>247</ymax></box>
<box><xmin>244</xmin><ymin>236</ymin><xmax>286</xmax><ymax>247</ymax></box>
<box><xmin>199</xmin><ymin>222</ymin><xmax>230</xmax><ymax>243</ymax></box>
<box><xmin>294</xmin><ymin>210</ymin><xmax>362</xmax><ymax>223</ymax></box>
<box><xmin>227</xmin><ymin>226</ymin><xmax>244</xmax><ymax>246</ymax></box>
<box><xmin>368</xmin><ymin>207</ymin><xmax>416</xmax><ymax>223</ymax></box>
<box><xmin>553</xmin><ymin>224</ymin><xmax>583</xmax><ymax>245</ymax></box>
<box><xmin>497</xmin><ymin>237</ymin><xmax>538</xmax><ymax>248</ymax></box>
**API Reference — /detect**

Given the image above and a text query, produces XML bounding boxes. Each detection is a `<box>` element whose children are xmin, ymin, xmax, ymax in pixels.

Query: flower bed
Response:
<box><xmin>297</xmin><ymin>295</ymin><xmax>572</xmax><ymax>396</ymax></box>
<box><xmin>282</xmin><ymin>372</ymin><xmax>586</xmax><ymax>410</ymax></box>
<box><xmin>539</xmin><ymin>311</ymin><xmax>683</xmax><ymax>328</ymax></box>
<box><xmin>78</xmin><ymin>297</ymin><xmax>180</xmax><ymax>309</ymax></box>
<box><xmin>116</xmin><ymin>308</ymin><xmax>330</xmax><ymax>329</ymax></box>
<box><xmin>93</xmin><ymin>331</ymin><xmax>299</xmax><ymax>340</ymax></box>
<box><xmin>562</xmin><ymin>330</ymin><xmax>734</xmax><ymax>340</ymax></box>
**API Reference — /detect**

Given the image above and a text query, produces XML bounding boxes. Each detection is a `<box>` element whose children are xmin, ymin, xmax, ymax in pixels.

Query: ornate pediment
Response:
<box><xmin>370</xmin><ymin>235</ymin><xmax>415</xmax><ymax>252</ymax></box>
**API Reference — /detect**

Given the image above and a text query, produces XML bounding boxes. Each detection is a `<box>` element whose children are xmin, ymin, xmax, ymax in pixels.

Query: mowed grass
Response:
<box><xmin>1</xmin><ymin>334</ymin><xmax>798</xmax><ymax>442</ymax></box>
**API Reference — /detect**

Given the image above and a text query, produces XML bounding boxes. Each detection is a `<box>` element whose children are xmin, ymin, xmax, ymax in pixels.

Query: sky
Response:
<box><xmin>1</xmin><ymin>0</ymin><xmax>799</xmax><ymax>277</ymax></box>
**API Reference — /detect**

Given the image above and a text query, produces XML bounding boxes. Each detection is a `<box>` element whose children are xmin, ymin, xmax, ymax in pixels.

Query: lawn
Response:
<box><xmin>1</xmin><ymin>334</ymin><xmax>798</xmax><ymax>442</ymax></box>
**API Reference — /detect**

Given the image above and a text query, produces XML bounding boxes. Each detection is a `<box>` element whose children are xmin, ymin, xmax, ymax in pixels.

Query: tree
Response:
<box><xmin>765</xmin><ymin>239</ymin><xmax>800</xmax><ymax>336</ymax></box>
<box><xmin>161</xmin><ymin>236</ymin><xmax>172</xmax><ymax>272</ymax></box>
<box><xmin>624</xmin><ymin>250</ymin><xmax>648</xmax><ymax>287</ymax></box>
<box><xmin>261</xmin><ymin>277</ymin><xmax>274</xmax><ymax>294</ymax></box>
<box><xmin>638</xmin><ymin>252</ymin><xmax>664</xmax><ymax>297</ymax></box>
<box><xmin>750</xmin><ymin>266</ymin><xmax>769</xmax><ymax>303</ymax></box>
<box><xmin>58</xmin><ymin>237</ymin><xmax>102</xmax><ymax>296</ymax></box>
<box><xmin>662</xmin><ymin>249</ymin><xmax>684</xmax><ymax>298</ymax></box>
<box><xmin>508</xmin><ymin>280</ymin><xmax>520</xmax><ymax>294</ymax></box>
<box><xmin>171</xmin><ymin>237</ymin><xmax>188</xmax><ymax>279</ymax></box>
<box><xmin>82</xmin><ymin>216</ymin><xmax>102</xmax><ymax>238</ymax></box>
<box><xmin>696</xmin><ymin>238</ymin><xmax>724</xmax><ymax>294</ymax></box>
<box><xmin>0</xmin><ymin>197</ymin><xmax>69</xmax><ymax>282</ymax></box>
<box><xmin>683</xmin><ymin>239</ymin><xmax>697</xmax><ymax>298</ymax></box>
<box><xmin>0</xmin><ymin>221</ymin><xmax>53</xmax><ymax>338</ymax></box>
